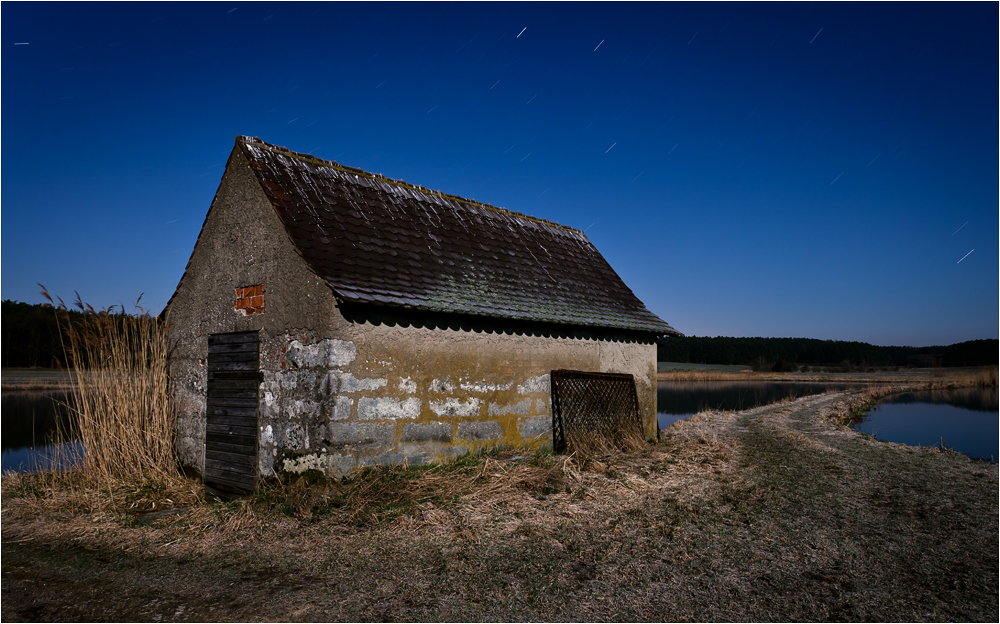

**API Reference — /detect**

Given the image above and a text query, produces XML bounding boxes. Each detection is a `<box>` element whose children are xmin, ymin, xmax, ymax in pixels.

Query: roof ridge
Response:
<box><xmin>236</xmin><ymin>135</ymin><xmax>584</xmax><ymax>234</ymax></box>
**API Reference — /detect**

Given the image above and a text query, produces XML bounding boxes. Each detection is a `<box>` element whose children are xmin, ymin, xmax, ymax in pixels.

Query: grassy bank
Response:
<box><xmin>3</xmin><ymin>387</ymin><xmax>996</xmax><ymax>622</ymax></box>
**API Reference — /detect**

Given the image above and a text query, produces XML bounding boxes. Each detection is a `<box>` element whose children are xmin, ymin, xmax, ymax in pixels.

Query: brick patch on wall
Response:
<box><xmin>235</xmin><ymin>285</ymin><xmax>265</xmax><ymax>315</ymax></box>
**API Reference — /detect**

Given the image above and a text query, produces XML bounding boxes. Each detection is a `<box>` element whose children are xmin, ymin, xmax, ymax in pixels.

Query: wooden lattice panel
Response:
<box><xmin>550</xmin><ymin>370</ymin><xmax>642</xmax><ymax>454</ymax></box>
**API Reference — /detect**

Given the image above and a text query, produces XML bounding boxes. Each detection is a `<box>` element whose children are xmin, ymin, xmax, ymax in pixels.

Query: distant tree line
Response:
<box><xmin>941</xmin><ymin>339</ymin><xmax>999</xmax><ymax>367</ymax></box>
<box><xmin>2</xmin><ymin>299</ymin><xmax>148</xmax><ymax>369</ymax></box>
<box><xmin>657</xmin><ymin>335</ymin><xmax>998</xmax><ymax>369</ymax></box>
<box><xmin>1</xmin><ymin>300</ymin><xmax>82</xmax><ymax>368</ymax></box>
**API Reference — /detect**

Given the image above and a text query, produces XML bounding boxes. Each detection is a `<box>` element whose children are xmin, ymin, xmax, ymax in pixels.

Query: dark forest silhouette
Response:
<box><xmin>1</xmin><ymin>300</ymin><xmax>84</xmax><ymax>368</ymax></box>
<box><xmin>657</xmin><ymin>335</ymin><xmax>997</xmax><ymax>370</ymax></box>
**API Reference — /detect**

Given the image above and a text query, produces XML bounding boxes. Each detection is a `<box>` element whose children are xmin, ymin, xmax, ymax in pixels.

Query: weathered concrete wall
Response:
<box><xmin>266</xmin><ymin>321</ymin><xmax>657</xmax><ymax>478</ymax></box>
<box><xmin>167</xmin><ymin>147</ymin><xmax>658</xmax><ymax>481</ymax></box>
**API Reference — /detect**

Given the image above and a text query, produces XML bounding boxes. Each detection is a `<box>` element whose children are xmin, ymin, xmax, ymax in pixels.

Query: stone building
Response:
<box><xmin>165</xmin><ymin>136</ymin><xmax>680</xmax><ymax>492</ymax></box>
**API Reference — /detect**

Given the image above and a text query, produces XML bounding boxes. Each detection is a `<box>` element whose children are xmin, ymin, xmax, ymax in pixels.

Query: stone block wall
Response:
<box><xmin>255</xmin><ymin>324</ymin><xmax>656</xmax><ymax>479</ymax></box>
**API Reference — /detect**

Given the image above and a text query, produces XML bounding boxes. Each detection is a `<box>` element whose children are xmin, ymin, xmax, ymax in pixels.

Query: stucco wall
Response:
<box><xmin>166</xmin><ymin>146</ymin><xmax>340</xmax><ymax>475</ymax></box>
<box><xmin>167</xmin><ymin>147</ymin><xmax>658</xmax><ymax>481</ymax></box>
<box><xmin>264</xmin><ymin>321</ymin><xmax>656</xmax><ymax>478</ymax></box>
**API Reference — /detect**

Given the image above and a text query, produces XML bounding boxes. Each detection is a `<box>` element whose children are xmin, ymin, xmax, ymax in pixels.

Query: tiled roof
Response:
<box><xmin>237</xmin><ymin>136</ymin><xmax>680</xmax><ymax>336</ymax></box>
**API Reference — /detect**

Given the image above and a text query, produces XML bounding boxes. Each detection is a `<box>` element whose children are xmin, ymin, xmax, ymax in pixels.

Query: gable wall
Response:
<box><xmin>167</xmin><ymin>148</ymin><xmax>658</xmax><ymax>481</ymax></box>
<box><xmin>166</xmin><ymin>146</ymin><xmax>341</xmax><ymax>475</ymax></box>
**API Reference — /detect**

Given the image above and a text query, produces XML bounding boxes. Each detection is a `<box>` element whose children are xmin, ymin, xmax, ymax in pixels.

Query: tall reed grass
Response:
<box><xmin>40</xmin><ymin>286</ymin><xmax>177</xmax><ymax>486</ymax></box>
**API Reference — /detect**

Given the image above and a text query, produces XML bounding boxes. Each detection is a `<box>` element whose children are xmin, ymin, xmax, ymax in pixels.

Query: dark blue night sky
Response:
<box><xmin>2</xmin><ymin>2</ymin><xmax>996</xmax><ymax>346</ymax></box>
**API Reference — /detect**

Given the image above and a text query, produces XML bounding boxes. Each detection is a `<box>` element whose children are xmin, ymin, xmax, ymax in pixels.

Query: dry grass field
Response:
<box><xmin>3</xmin><ymin>382</ymin><xmax>997</xmax><ymax>622</ymax></box>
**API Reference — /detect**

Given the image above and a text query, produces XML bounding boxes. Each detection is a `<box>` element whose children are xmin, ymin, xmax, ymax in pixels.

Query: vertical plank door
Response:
<box><xmin>205</xmin><ymin>331</ymin><xmax>259</xmax><ymax>494</ymax></box>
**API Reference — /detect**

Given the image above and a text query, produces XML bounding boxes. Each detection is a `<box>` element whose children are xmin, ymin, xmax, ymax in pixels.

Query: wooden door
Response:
<box><xmin>205</xmin><ymin>331</ymin><xmax>259</xmax><ymax>494</ymax></box>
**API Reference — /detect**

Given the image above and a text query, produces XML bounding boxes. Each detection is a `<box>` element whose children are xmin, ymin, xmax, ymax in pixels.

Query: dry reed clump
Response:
<box><xmin>37</xmin><ymin>286</ymin><xmax>180</xmax><ymax>497</ymax></box>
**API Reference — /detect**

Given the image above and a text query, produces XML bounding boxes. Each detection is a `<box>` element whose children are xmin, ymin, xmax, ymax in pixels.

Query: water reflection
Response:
<box><xmin>878</xmin><ymin>387</ymin><xmax>998</xmax><ymax>413</ymax></box>
<box><xmin>1</xmin><ymin>390</ymin><xmax>80</xmax><ymax>472</ymax></box>
<box><xmin>2</xmin><ymin>441</ymin><xmax>84</xmax><ymax>472</ymax></box>
<box><xmin>855</xmin><ymin>387</ymin><xmax>998</xmax><ymax>460</ymax></box>
<box><xmin>657</xmin><ymin>381</ymin><xmax>858</xmax><ymax>430</ymax></box>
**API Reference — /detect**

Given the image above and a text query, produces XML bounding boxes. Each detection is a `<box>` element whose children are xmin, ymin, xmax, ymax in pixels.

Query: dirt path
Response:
<box><xmin>3</xmin><ymin>390</ymin><xmax>997</xmax><ymax>621</ymax></box>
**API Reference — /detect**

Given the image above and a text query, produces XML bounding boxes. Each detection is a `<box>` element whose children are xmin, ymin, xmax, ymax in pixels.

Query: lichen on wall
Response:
<box><xmin>287</xmin><ymin>338</ymin><xmax>356</xmax><ymax>368</ymax></box>
<box><xmin>517</xmin><ymin>374</ymin><xmax>551</xmax><ymax>394</ymax></box>
<box><xmin>429</xmin><ymin>397</ymin><xmax>480</xmax><ymax>417</ymax></box>
<box><xmin>358</xmin><ymin>397</ymin><xmax>421</xmax><ymax>420</ymax></box>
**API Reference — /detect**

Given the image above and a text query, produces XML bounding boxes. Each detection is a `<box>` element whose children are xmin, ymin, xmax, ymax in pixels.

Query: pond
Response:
<box><xmin>854</xmin><ymin>387</ymin><xmax>999</xmax><ymax>461</ymax></box>
<box><xmin>657</xmin><ymin>380</ymin><xmax>859</xmax><ymax>430</ymax></box>
<box><xmin>1</xmin><ymin>390</ymin><xmax>81</xmax><ymax>473</ymax></box>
